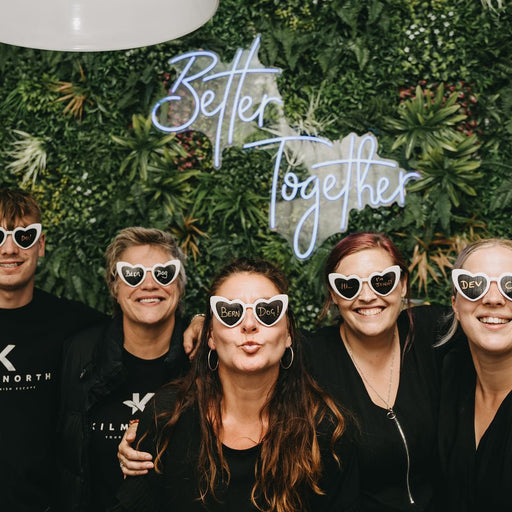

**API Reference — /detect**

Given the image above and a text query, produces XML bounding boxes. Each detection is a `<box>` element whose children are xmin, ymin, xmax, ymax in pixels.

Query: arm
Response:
<box><xmin>183</xmin><ymin>314</ymin><xmax>205</xmax><ymax>358</ymax></box>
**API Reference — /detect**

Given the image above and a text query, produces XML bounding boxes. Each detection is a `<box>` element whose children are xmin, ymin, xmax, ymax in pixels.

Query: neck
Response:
<box><xmin>341</xmin><ymin>323</ymin><xmax>400</xmax><ymax>409</ymax></box>
<box><xmin>122</xmin><ymin>316</ymin><xmax>175</xmax><ymax>359</ymax></box>
<box><xmin>219</xmin><ymin>368</ymin><xmax>277</xmax><ymax>418</ymax></box>
<box><xmin>471</xmin><ymin>348</ymin><xmax>512</xmax><ymax>448</ymax></box>
<box><xmin>471</xmin><ymin>348</ymin><xmax>512</xmax><ymax>400</ymax></box>
<box><xmin>217</xmin><ymin>368</ymin><xmax>278</xmax><ymax>448</ymax></box>
<box><xmin>341</xmin><ymin>323</ymin><xmax>398</xmax><ymax>360</ymax></box>
<box><xmin>0</xmin><ymin>284</ymin><xmax>34</xmax><ymax>309</ymax></box>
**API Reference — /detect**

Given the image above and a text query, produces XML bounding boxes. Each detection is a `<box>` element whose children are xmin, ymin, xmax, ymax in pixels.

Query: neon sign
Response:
<box><xmin>152</xmin><ymin>37</ymin><xmax>420</xmax><ymax>259</ymax></box>
<box><xmin>152</xmin><ymin>35</ymin><xmax>282</xmax><ymax>168</ymax></box>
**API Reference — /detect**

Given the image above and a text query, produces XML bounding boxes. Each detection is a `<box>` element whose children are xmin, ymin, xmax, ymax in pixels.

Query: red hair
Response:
<box><xmin>321</xmin><ymin>232</ymin><xmax>413</xmax><ymax>347</ymax></box>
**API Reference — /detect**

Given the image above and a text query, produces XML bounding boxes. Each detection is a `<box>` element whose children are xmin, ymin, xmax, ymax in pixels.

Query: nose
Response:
<box><xmin>482</xmin><ymin>282</ymin><xmax>505</xmax><ymax>305</ymax></box>
<box><xmin>358</xmin><ymin>281</ymin><xmax>376</xmax><ymax>301</ymax></box>
<box><xmin>140</xmin><ymin>270</ymin><xmax>158</xmax><ymax>289</ymax></box>
<box><xmin>0</xmin><ymin>234</ymin><xmax>19</xmax><ymax>255</ymax></box>
<box><xmin>241</xmin><ymin>307</ymin><xmax>258</xmax><ymax>333</ymax></box>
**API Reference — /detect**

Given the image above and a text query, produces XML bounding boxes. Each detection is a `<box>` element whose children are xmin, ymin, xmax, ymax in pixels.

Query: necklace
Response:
<box><xmin>343</xmin><ymin>328</ymin><xmax>398</xmax><ymax>419</ymax></box>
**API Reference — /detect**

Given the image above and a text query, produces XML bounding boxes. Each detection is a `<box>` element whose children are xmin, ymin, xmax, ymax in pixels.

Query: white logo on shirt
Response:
<box><xmin>0</xmin><ymin>345</ymin><xmax>15</xmax><ymax>371</ymax></box>
<box><xmin>123</xmin><ymin>392</ymin><xmax>155</xmax><ymax>414</ymax></box>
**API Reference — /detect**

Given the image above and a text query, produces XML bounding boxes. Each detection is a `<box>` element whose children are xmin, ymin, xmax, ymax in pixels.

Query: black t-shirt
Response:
<box><xmin>115</xmin><ymin>387</ymin><xmax>359</xmax><ymax>512</ymax></box>
<box><xmin>89</xmin><ymin>349</ymin><xmax>169</xmax><ymax>511</ymax></box>
<box><xmin>305</xmin><ymin>306</ymin><xmax>445</xmax><ymax>512</ymax></box>
<box><xmin>439</xmin><ymin>338</ymin><xmax>512</xmax><ymax>511</ymax></box>
<box><xmin>0</xmin><ymin>289</ymin><xmax>104</xmax><ymax>512</ymax></box>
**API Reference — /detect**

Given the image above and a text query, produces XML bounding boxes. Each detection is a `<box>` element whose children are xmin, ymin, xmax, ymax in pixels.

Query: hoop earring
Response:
<box><xmin>207</xmin><ymin>349</ymin><xmax>219</xmax><ymax>371</ymax></box>
<box><xmin>280</xmin><ymin>346</ymin><xmax>294</xmax><ymax>370</ymax></box>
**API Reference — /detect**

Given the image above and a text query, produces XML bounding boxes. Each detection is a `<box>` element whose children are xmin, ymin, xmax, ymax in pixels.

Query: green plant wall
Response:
<box><xmin>1</xmin><ymin>0</ymin><xmax>511</xmax><ymax>328</ymax></box>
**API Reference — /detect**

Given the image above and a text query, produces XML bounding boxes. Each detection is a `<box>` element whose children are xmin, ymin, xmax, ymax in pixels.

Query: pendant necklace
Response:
<box><xmin>344</xmin><ymin>329</ymin><xmax>398</xmax><ymax>420</ymax></box>
<box><xmin>343</xmin><ymin>328</ymin><xmax>415</xmax><ymax>504</ymax></box>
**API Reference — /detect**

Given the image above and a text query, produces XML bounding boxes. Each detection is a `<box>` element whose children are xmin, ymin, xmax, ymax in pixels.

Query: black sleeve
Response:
<box><xmin>312</xmin><ymin>417</ymin><xmax>360</xmax><ymax>512</ymax></box>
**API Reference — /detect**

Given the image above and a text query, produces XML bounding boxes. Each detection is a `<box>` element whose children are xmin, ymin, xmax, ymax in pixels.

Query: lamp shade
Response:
<box><xmin>0</xmin><ymin>0</ymin><xmax>219</xmax><ymax>51</ymax></box>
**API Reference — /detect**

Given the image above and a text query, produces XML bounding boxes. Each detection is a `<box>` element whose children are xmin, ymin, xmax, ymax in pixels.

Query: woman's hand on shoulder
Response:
<box><xmin>118</xmin><ymin>421</ymin><xmax>154</xmax><ymax>477</ymax></box>
<box><xmin>183</xmin><ymin>314</ymin><xmax>205</xmax><ymax>359</ymax></box>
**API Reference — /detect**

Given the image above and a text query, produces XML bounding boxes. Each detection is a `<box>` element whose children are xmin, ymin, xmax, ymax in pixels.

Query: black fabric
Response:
<box><xmin>439</xmin><ymin>337</ymin><xmax>512</xmax><ymax>511</ymax></box>
<box><xmin>89</xmin><ymin>349</ymin><xmax>169</xmax><ymax>511</ymax></box>
<box><xmin>57</xmin><ymin>315</ymin><xmax>190</xmax><ymax>512</ymax></box>
<box><xmin>305</xmin><ymin>305</ymin><xmax>446</xmax><ymax>512</ymax></box>
<box><xmin>114</xmin><ymin>388</ymin><xmax>359</xmax><ymax>512</ymax></box>
<box><xmin>0</xmin><ymin>288</ymin><xmax>104</xmax><ymax>512</ymax></box>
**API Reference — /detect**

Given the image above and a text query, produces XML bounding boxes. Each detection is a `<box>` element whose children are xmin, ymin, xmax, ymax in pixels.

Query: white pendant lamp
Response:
<box><xmin>0</xmin><ymin>0</ymin><xmax>219</xmax><ymax>51</ymax></box>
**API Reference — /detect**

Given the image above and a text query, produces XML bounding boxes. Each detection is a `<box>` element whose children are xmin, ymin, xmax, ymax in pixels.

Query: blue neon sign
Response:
<box><xmin>152</xmin><ymin>37</ymin><xmax>420</xmax><ymax>259</ymax></box>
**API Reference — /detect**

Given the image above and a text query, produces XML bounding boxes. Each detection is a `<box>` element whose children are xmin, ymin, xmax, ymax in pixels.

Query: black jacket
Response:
<box><xmin>56</xmin><ymin>315</ymin><xmax>189</xmax><ymax>512</ymax></box>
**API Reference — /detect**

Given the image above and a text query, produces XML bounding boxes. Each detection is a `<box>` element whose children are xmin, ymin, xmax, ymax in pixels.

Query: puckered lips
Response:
<box><xmin>239</xmin><ymin>341</ymin><xmax>262</xmax><ymax>354</ymax></box>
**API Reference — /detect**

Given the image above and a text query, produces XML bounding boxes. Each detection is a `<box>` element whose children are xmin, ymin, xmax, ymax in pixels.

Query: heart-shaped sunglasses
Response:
<box><xmin>329</xmin><ymin>265</ymin><xmax>402</xmax><ymax>300</ymax></box>
<box><xmin>210</xmin><ymin>294</ymin><xmax>288</xmax><ymax>328</ymax></box>
<box><xmin>452</xmin><ymin>269</ymin><xmax>512</xmax><ymax>302</ymax></box>
<box><xmin>0</xmin><ymin>223</ymin><xmax>42</xmax><ymax>249</ymax></box>
<box><xmin>116</xmin><ymin>260</ymin><xmax>181</xmax><ymax>287</ymax></box>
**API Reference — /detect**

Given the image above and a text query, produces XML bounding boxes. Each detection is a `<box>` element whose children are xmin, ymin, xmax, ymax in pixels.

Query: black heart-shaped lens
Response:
<box><xmin>457</xmin><ymin>273</ymin><xmax>488</xmax><ymax>300</ymax></box>
<box><xmin>254</xmin><ymin>299</ymin><xmax>284</xmax><ymax>326</ymax></box>
<box><xmin>0</xmin><ymin>231</ymin><xmax>5</xmax><ymax>245</ymax></box>
<box><xmin>500</xmin><ymin>275</ymin><xmax>512</xmax><ymax>300</ymax></box>
<box><xmin>153</xmin><ymin>264</ymin><xmax>177</xmax><ymax>285</ymax></box>
<box><xmin>334</xmin><ymin>277</ymin><xmax>360</xmax><ymax>299</ymax></box>
<box><xmin>215</xmin><ymin>301</ymin><xmax>244</xmax><ymax>326</ymax></box>
<box><xmin>14</xmin><ymin>227</ymin><xmax>38</xmax><ymax>248</ymax></box>
<box><xmin>120</xmin><ymin>265</ymin><xmax>145</xmax><ymax>286</ymax></box>
<box><xmin>371</xmin><ymin>271</ymin><xmax>397</xmax><ymax>296</ymax></box>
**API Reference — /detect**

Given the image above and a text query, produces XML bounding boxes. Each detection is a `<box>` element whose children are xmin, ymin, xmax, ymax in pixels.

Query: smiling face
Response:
<box><xmin>208</xmin><ymin>272</ymin><xmax>291</xmax><ymax>377</ymax></box>
<box><xmin>115</xmin><ymin>244</ymin><xmax>180</xmax><ymax>330</ymax></box>
<box><xmin>0</xmin><ymin>215</ymin><xmax>45</xmax><ymax>305</ymax></box>
<box><xmin>330</xmin><ymin>248</ymin><xmax>406</xmax><ymax>342</ymax></box>
<box><xmin>452</xmin><ymin>245</ymin><xmax>512</xmax><ymax>358</ymax></box>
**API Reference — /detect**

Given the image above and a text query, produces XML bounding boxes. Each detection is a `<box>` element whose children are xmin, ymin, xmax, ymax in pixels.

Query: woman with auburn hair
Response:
<box><xmin>306</xmin><ymin>232</ymin><xmax>445</xmax><ymax>511</ymax></box>
<box><xmin>437</xmin><ymin>238</ymin><xmax>512</xmax><ymax>511</ymax></box>
<box><xmin>114</xmin><ymin>257</ymin><xmax>359</xmax><ymax>512</ymax></box>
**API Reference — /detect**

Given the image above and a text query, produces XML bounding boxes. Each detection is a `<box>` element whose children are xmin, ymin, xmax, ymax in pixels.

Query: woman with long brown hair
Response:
<box><xmin>114</xmin><ymin>257</ymin><xmax>358</xmax><ymax>512</ymax></box>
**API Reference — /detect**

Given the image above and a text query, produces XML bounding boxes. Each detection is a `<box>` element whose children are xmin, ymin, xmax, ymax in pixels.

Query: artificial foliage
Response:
<box><xmin>0</xmin><ymin>0</ymin><xmax>511</xmax><ymax>327</ymax></box>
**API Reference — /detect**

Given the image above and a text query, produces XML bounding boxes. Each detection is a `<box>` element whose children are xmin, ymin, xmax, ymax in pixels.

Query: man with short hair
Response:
<box><xmin>0</xmin><ymin>188</ymin><xmax>105</xmax><ymax>512</ymax></box>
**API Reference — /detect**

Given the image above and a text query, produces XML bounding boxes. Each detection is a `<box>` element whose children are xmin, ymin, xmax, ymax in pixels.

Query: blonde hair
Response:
<box><xmin>436</xmin><ymin>238</ymin><xmax>512</xmax><ymax>346</ymax></box>
<box><xmin>104</xmin><ymin>227</ymin><xmax>186</xmax><ymax>312</ymax></box>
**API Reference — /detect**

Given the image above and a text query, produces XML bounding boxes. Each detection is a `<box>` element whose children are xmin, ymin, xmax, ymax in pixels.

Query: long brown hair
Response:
<box><xmin>148</xmin><ymin>258</ymin><xmax>347</xmax><ymax>512</ymax></box>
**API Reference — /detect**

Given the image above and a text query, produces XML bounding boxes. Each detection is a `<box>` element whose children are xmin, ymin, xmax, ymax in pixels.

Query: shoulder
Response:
<box><xmin>304</xmin><ymin>324</ymin><xmax>340</xmax><ymax>346</ymax></box>
<box><xmin>33</xmin><ymin>288</ymin><xmax>107</xmax><ymax>327</ymax></box>
<box><xmin>61</xmin><ymin>318</ymin><xmax>113</xmax><ymax>376</ymax></box>
<box><xmin>400</xmin><ymin>304</ymin><xmax>451</xmax><ymax>346</ymax></box>
<box><xmin>65</xmin><ymin>319</ymin><xmax>111</xmax><ymax>351</ymax></box>
<box><xmin>136</xmin><ymin>384</ymin><xmax>196</xmax><ymax>448</ymax></box>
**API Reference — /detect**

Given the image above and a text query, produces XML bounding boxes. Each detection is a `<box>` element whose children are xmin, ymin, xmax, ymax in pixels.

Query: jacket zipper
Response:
<box><xmin>387</xmin><ymin>408</ymin><xmax>415</xmax><ymax>504</ymax></box>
